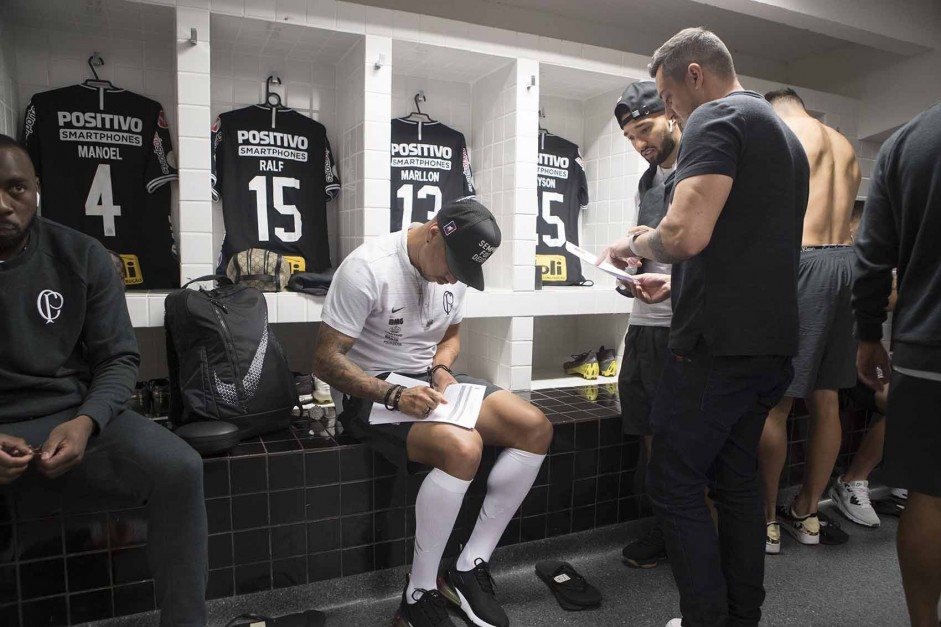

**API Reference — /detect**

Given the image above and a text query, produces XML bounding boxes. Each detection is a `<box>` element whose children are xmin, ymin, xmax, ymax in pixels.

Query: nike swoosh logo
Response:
<box><xmin>213</xmin><ymin>312</ymin><xmax>269</xmax><ymax>407</ymax></box>
<box><xmin>392</xmin><ymin>307</ymin><xmax>405</xmax><ymax>313</ymax></box>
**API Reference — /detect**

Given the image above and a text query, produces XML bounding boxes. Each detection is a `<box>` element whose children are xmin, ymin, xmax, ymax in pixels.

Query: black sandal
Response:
<box><xmin>535</xmin><ymin>560</ymin><xmax>602</xmax><ymax>611</ymax></box>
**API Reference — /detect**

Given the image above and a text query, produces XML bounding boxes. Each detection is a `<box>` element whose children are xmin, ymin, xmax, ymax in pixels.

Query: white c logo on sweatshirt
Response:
<box><xmin>37</xmin><ymin>289</ymin><xmax>64</xmax><ymax>324</ymax></box>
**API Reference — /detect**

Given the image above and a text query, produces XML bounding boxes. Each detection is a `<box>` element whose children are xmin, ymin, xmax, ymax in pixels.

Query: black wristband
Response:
<box><xmin>392</xmin><ymin>385</ymin><xmax>405</xmax><ymax>411</ymax></box>
<box><xmin>428</xmin><ymin>364</ymin><xmax>453</xmax><ymax>380</ymax></box>
<box><xmin>383</xmin><ymin>384</ymin><xmax>397</xmax><ymax>411</ymax></box>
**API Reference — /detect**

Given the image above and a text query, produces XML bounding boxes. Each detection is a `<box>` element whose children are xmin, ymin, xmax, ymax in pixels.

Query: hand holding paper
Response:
<box><xmin>564</xmin><ymin>241</ymin><xmax>639</xmax><ymax>284</ymax></box>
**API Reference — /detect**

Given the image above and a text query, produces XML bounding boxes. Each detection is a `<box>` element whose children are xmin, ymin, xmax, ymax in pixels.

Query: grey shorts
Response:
<box><xmin>618</xmin><ymin>325</ymin><xmax>670</xmax><ymax>436</ymax></box>
<box><xmin>337</xmin><ymin>372</ymin><xmax>502</xmax><ymax>473</ymax></box>
<box><xmin>786</xmin><ymin>246</ymin><xmax>857</xmax><ymax>398</ymax></box>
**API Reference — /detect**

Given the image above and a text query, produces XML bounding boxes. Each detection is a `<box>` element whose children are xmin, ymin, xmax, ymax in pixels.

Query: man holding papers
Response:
<box><xmin>313</xmin><ymin>197</ymin><xmax>553</xmax><ymax>627</ymax></box>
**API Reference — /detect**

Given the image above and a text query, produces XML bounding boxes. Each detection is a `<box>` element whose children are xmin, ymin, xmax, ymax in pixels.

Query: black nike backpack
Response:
<box><xmin>165</xmin><ymin>277</ymin><xmax>298</xmax><ymax>445</ymax></box>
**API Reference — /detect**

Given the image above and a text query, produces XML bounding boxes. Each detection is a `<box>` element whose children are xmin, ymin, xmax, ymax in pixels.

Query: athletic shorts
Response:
<box><xmin>337</xmin><ymin>372</ymin><xmax>502</xmax><ymax>472</ymax></box>
<box><xmin>839</xmin><ymin>379</ymin><xmax>886</xmax><ymax>425</ymax></box>
<box><xmin>618</xmin><ymin>325</ymin><xmax>670</xmax><ymax>436</ymax></box>
<box><xmin>786</xmin><ymin>246</ymin><xmax>857</xmax><ymax>398</ymax></box>
<box><xmin>882</xmin><ymin>369</ymin><xmax>941</xmax><ymax>498</ymax></box>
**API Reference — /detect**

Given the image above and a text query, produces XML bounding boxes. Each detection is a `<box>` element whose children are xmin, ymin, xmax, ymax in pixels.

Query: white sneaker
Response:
<box><xmin>777</xmin><ymin>504</ymin><xmax>820</xmax><ymax>545</ymax></box>
<box><xmin>313</xmin><ymin>377</ymin><xmax>332</xmax><ymax>403</ymax></box>
<box><xmin>829</xmin><ymin>476</ymin><xmax>881</xmax><ymax>527</ymax></box>
<box><xmin>890</xmin><ymin>487</ymin><xmax>908</xmax><ymax>501</ymax></box>
<box><xmin>665</xmin><ymin>620</ymin><xmax>683</xmax><ymax>627</ymax></box>
<box><xmin>766</xmin><ymin>522</ymin><xmax>781</xmax><ymax>555</ymax></box>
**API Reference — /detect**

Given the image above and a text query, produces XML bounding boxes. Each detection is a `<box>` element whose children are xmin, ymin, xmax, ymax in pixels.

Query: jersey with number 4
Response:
<box><xmin>390</xmin><ymin>119</ymin><xmax>475</xmax><ymax>232</ymax></box>
<box><xmin>22</xmin><ymin>84</ymin><xmax>178</xmax><ymax>289</ymax></box>
<box><xmin>211</xmin><ymin>105</ymin><xmax>340</xmax><ymax>273</ymax></box>
<box><xmin>536</xmin><ymin>130</ymin><xmax>589</xmax><ymax>285</ymax></box>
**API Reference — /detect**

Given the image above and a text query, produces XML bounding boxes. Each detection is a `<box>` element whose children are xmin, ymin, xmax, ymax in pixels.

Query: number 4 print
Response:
<box><xmin>85</xmin><ymin>164</ymin><xmax>121</xmax><ymax>237</ymax></box>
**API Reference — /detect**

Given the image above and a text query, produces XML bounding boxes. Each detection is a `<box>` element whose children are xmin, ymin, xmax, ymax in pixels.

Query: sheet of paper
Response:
<box><xmin>369</xmin><ymin>373</ymin><xmax>485</xmax><ymax>429</ymax></box>
<box><xmin>564</xmin><ymin>241</ymin><xmax>639</xmax><ymax>284</ymax></box>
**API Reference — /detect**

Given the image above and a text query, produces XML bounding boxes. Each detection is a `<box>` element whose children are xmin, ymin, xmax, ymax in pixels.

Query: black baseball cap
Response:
<box><xmin>437</xmin><ymin>197</ymin><xmax>501</xmax><ymax>291</ymax></box>
<box><xmin>614</xmin><ymin>81</ymin><xmax>665</xmax><ymax>128</ymax></box>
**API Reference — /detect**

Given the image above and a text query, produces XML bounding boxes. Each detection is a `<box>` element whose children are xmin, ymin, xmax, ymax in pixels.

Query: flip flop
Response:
<box><xmin>535</xmin><ymin>560</ymin><xmax>601</xmax><ymax>611</ymax></box>
<box><xmin>873</xmin><ymin>498</ymin><xmax>904</xmax><ymax>517</ymax></box>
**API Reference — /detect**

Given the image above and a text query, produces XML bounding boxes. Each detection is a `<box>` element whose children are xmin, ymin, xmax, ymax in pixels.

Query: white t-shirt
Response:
<box><xmin>322</xmin><ymin>226</ymin><xmax>466</xmax><ymax>376</ymax></box>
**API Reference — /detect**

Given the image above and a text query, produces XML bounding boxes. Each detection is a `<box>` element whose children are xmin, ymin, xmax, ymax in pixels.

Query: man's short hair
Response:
<box><xmin>648</xmin><ymin>27</ymin><xmax>735</xmax><ymax>82</ymax></box>
<box><xmin>0</xmin><ymin>133</ymin><xmax>30</xmax><ymax>161</ymax></box>
<box><xmin>765</xmin><ymin>88</ymin><xmax>806</xmax><ymax>109</ymax></box>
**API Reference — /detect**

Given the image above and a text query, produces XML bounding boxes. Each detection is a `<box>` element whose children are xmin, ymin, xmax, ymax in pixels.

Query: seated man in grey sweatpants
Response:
<box><xmin>0</xmin><ymin>134</ymin><xmax>206</xmax><ymax>627</ymax></box>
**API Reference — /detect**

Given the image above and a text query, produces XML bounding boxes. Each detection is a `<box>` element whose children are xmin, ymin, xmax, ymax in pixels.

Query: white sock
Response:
<box><xmin>406</xmin><ymin>468</ymin><xmax>471</xmax><ymax>604</ymax></box>
<box><xmin>456</xmin><ymin>448</ymin><xmax>545</xmax><ymax>572</ymax></box>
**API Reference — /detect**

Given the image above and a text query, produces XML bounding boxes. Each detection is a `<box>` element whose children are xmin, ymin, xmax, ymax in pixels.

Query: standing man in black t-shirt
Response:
<box><xmin>853</xmin><ymin>102</ymin><xmax>941</xmax><ymax>627</ymax></box>
<box><xmin>599</xmin><ymin>28</ymin><xmax>808</xmax><ymax>627</ymax></box>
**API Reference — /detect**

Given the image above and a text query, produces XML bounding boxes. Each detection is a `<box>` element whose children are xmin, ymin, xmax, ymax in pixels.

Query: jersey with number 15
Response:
<box><xmin>23</xmin><ymin>84</ymin><xmax>178</xmax><ymax>289</ymax></box>
<box><xmin>211</xmin><ymin>105</ymin><xmax>340</xmax><ymax>273</ymax></box>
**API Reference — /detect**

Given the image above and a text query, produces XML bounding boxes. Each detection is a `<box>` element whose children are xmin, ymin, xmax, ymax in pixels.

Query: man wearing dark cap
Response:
<box><xmin>314</xmin><ymin>197</ymin><xmax>552</xmax><ymax>627</ymax></box>
<box><xmin>613</xmin><ymin>80</ymin><xmax>682</xmax><ymax>569</ymax></box>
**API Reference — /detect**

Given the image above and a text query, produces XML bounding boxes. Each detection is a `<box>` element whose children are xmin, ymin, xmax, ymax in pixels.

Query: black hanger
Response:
<box><xmin>264</xmin><ymin>74</ymin><xmax>284</xmax><ymax>108</ymax></box>
<box><xmin>83</xmin><ymin>52</ymin><xmax>115</xmax><ymax>89</ymax></box>
<box><xmin>402</xmin><ymin>91</ymin><xmax>435</xmax><ymax>123</ymax></box>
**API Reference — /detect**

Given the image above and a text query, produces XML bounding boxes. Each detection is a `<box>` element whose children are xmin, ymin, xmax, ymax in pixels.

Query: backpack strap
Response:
<box><xmin>181</xmin><ymin>274</ymin><xmax>230</xmax><ymax>289</ymax></box>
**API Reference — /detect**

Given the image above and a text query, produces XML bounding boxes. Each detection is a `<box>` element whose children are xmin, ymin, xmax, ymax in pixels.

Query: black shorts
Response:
<box><xmin>618</xmin><ymin>325</ymin><xmax>670</xmax><ymax>436</ymax></box>
<box><xmin>839</xmin><ymin>379</ymin><xmax>885</xmax><ymax>425</ymax></box>
<box><xmin>787</xmin><ymin>247</ymin><xmax>857</xmax><ymax>398</ymax></box>
<box><xmin>337</xmin><ymin>372</ymin><xmax>502</xmax><ymax>472</ymax></box>
<box><xmin>882</xmin><ymin>369</ymin><xmax>941</xmax><ymax>498</ymax></box>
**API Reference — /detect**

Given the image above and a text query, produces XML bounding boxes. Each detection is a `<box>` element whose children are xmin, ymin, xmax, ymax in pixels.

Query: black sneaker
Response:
<box><xmin>621</xmin><ymin>526</ymin><xmax>667</xmax><ymax>568</ymax></box>
<box><xmin>440</xmin><ymin>559</ymin><xmax>508</xmax><ymax>627</ymax></box>
<box><xmin>393</xmin><ymin>578</ymin><xmax>456</xmax><ymax>627</ymax></box>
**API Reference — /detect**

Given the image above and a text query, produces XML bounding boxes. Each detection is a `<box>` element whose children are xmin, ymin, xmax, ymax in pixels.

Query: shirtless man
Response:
<box><xmin>760</xmin><ymin>88</ymin><xmax>862</xmax><ymax>553</ymax></box>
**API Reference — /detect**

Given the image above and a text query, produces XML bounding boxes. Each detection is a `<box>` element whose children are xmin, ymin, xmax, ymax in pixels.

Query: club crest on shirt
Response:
<box><xmin>443</xmin><ymin>291</ymin><xmax>454</xmax><ymax>314</ymax></box>
<box><xmin>37</xmin><ymin>289</ymin><xmax>64</xmax><ymax>324</ymax></box>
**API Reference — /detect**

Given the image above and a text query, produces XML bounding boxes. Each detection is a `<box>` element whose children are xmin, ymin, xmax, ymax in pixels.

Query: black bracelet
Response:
<box><xmin>383</xmin><ymin>384</ymin><xmax>397</xmax><ymax>411</ymax></box>
<box><xmin>428</xmin><ymin>364</ymin><xmax>453</xmax><ymax>380</ymax></box>
<box><xmin>392</xmin><ymin>385</ymin><xmax>405</xmax><ymax>411</ymax></box>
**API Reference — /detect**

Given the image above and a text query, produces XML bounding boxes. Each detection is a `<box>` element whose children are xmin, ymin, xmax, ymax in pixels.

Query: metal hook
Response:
<box><xmin>414</xmin><ymin>91</ymin><xmax>426</xmax><ymax>115</ymax></box>
<box><xmin>527</xmin><ymin>75</ymin><xmax>536</xmax><ymax>90</ymax></box>
<box><xmin>374</xmin><ymin>53</ymin><xmax>386</xmax><ymax>70</ymax></box>
<box><xmin>265</xmin><ymin>74</ymin><xmax>283</xmax><ymax>107</ymax></box>
<box><xmin>539</xmin><ymin>107</ymin><xmax>546</xmax><ymax>119</ymax></box>
<box><xmin>189</xmin><ymin>27</ymin><xmax>198</xmax><ymax>45</ymax></box>
<box><xmin>87</xmin><ymin>52</ymin><xmax>104</xmax><ymax>81</ymax></box>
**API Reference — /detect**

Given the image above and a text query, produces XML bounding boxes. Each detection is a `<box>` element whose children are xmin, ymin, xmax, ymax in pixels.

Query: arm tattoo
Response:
<box><xmin>313</xmin><ymin>325</ymin><xmax>392</xmax><ymax>404</ymax></box>
<box><xmin>648</xmin><ymin>229</ymin><xmax>684</xmax><ymax>264</ymax></box>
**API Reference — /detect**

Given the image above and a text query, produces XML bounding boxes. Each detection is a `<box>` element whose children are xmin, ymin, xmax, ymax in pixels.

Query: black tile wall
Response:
<box><xmin>0</xmin><ymin>391</ymin><xmax>871</xmax><ymax>624</ymax></box>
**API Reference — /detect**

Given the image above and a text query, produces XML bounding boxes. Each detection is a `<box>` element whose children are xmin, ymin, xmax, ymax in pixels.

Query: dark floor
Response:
<box><xmin>82</xmin><ymin>500</ymin><xmax>912</xmax><ymax>627</ymax></box>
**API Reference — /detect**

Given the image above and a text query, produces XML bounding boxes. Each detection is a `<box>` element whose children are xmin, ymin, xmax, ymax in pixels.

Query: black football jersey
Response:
<box><xmin>22</xmin><ymin>84</ymin><xmax>178</xmax><ymax>289</ymax></box>
<box><xmin>536</xmin><ymin>130</ymin><xmax>589</xmax><ymax>285</ymax></box>
<box><xmin>390</xmin><ymin>118</ymin><xmax>475</xmax><ymax>232</ymax></box>
<box><xmin>211</xmin><ymin>105</ymin><xmax>340</xmax><ymax>273</ymax></box>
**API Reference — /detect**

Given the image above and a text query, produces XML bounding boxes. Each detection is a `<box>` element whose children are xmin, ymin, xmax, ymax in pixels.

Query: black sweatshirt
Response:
<box><xmin>0</xmin><ymin>217</ymin><xmax>140</xmax><ymax>429</ymax></box>
<box><xmin>853</xmin><ymin>102</ymin><xmax>941</xmax><ymax>372</ymax></box>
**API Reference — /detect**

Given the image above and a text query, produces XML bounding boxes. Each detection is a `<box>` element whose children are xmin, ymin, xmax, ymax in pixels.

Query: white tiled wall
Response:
<box><xmin>0</xmin><ymin>0</ymin><xmax>879</xmax><ymax>391</ymax></box>
<box><xmin>0</xmin><ymin>19</ymin><xmax>18</xmax><ymax>137</ymax></box>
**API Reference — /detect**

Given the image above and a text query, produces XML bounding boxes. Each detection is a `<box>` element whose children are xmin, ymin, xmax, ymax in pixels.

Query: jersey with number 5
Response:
<box><xmin>211</xmin><ymin>105</ymin><xmax>340</xmax><ymax>273</ymax></box>
<box><xmin>536</xmin><ymin>130</ymin><xmax>589</xmax><ymax>285</ymax></box>
<box><xmin>22</xmin><ymin>84</ymin><xmax>178</xmax><ymax>289</ymax></box>
<box><xmin>390</xmin><ymin>118</ymin><xmax>475</xmax><ymax>232</ymax></box>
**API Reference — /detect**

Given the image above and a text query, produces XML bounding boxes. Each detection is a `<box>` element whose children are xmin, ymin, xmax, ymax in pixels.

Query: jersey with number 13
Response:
<box><xmin>23</xmin><ymin>84</ymin><xmax>178</xmax><ymax>289</ymax></box>
<box><xmin>211</xmin><ymin>105</ymin><xmax>340</xmax><ymax>273</ymax></box>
